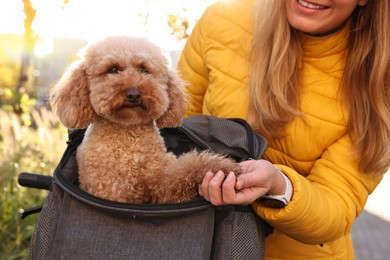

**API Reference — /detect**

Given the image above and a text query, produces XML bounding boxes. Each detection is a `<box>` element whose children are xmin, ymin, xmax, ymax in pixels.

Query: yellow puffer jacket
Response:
<box><xmin>177</xmin><ymin>0</ymin><xmax>383</xmax><ymax>259</ymax></box>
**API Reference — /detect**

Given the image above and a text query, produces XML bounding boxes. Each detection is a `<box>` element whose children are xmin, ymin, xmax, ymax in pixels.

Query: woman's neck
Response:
<box><xmin>304</xmin><ymin>20</ymin><xmax>349</xmax><ymax>38</ymax></box>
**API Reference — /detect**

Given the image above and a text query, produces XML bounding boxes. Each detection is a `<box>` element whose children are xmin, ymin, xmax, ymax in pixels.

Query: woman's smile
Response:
<box><xmin>285</xmin><ymin>0</ymin><xmax>368</xmax><ymax>35</ymax></box>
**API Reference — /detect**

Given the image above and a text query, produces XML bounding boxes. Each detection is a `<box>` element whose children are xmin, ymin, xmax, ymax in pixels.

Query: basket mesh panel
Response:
<box><xmin>184</xmin><ymin>117</ymin><xmax>249</xmax><ymax>160</ymax></box>
<box><xmin>231</xmin><ymin>211</ymin><xmax>265</xmax><ymax>259</ymax></box>
<box><xmin>30</xmin><ymin>190</ymin><xmax>55</xmax><ymax>259</ymax></box>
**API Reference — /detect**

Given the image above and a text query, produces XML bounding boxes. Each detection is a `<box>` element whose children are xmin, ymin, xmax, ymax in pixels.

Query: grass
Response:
<box><xmin>0</xmin><ymin>107</ymin><xmax>67</xmax><ymax>259</ymax></box>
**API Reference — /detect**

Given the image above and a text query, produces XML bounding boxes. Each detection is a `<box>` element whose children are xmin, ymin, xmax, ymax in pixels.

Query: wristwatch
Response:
<box><xmin>258</xmin><ymin>167</ymin><xmax>293</xmax><ymax>208</ymax></box>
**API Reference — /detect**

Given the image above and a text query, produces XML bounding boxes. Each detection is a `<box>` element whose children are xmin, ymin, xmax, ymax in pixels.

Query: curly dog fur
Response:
<box><xmin>50</xmin><ymin>36</ymin><xmax>241</xmax><ymax>203</ymax></box>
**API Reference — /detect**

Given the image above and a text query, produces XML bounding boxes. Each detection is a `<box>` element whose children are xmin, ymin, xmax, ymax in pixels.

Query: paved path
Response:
<box><xmin>352</xmin><ymin>170</ymin><xmax>390</xmax><ymax>259</ymax></box>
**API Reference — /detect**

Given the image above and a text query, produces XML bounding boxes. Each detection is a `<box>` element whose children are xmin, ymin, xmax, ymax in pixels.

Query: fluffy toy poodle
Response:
<box><xmin>50</xmin><ymin>35</ymin><xmax>241</xmax><ymax>203</ymax></box>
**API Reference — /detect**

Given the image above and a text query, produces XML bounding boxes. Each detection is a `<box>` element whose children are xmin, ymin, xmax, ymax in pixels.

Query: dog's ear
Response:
<box><xmin>50</xmin><ymin>60</ymin><xmax>96</xmax><ymax>129</ymax></box>
<box><xmin>156</xmin><ymin>70</ymin><xmax>186</xmax><ymax>128</ymax></box>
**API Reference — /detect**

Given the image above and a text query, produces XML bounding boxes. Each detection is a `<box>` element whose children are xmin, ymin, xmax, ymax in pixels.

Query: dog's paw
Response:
<box><xmin>174</xmin><ymin>150</ymin><xmax>242</xmax><ymax>178</ymax></box>
<box><xmin>196</xmin><ymin>150</ymin><xmax>242</xmax><ymax>176</ymax></box>
<box><xmin>158</xmin><ymin>150</ymin><xmax>243</xmax><ymax>203</ymax></box>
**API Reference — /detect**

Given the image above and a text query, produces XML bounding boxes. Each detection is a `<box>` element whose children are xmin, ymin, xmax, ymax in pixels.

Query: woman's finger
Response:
<box><xmin>208</xmin><ymin>170</ymin><xmax>225</xmax><ymax>205</ymax></box>
<box><xmin>221</xmin><ymin>172</ymin><xmax>238</xmax><ymax>204</ymax></box>
<box><xmin>198</xmin><ymin>171</ymin><xmax>214</xmax><ymax>201</ymax></box>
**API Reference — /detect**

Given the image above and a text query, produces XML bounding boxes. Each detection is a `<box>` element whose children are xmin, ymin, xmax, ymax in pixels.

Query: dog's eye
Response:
<box><xmin>139</xmin><ymin>66</ymin><xmax>150</xmax><ymax>74</ymax></box>
<box><xmin>107</xmin><ymin>66</ymin><xmax>120</xmax><ymax>74</ymax></box>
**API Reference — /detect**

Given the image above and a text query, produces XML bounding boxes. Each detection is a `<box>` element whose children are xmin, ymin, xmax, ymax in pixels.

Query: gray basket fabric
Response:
<box><xmin>29</xmin><ymin>115</ymin><xmax>266</xmax><ymax>259</ymax></box>
<box><xmin>35</xmin><ymin>185</ymin><xmax>215</xmax><ymax>260</ymax></box>
<box><xmin>30</xmin><ymin>181</ymin><xmax>265</xmax><ymax>259</ymax></box>
<box><xmin>180</xmin><ymin>115</ymin><xmax>268</xmax><ymax>161</ymax></box>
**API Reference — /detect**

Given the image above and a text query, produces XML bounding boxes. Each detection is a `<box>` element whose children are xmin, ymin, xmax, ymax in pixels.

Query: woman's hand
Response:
<box><xmin>198</xmin><ymin>159</ymin><xmax>286</xmax><ymax>205</ymax></box>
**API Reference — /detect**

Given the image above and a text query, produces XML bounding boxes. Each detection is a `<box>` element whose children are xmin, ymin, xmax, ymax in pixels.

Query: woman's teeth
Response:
<box><xmin>298</xmin><ymin>0</ymin><xmax>327</xmax><ymax>9</ymax></box>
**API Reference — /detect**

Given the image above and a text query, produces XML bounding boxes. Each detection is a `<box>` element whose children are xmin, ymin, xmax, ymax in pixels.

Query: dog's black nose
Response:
<box><xmin>126</xmin><ymin>89</ymin><xmax>141</xmax><ymax>105</ymax></box>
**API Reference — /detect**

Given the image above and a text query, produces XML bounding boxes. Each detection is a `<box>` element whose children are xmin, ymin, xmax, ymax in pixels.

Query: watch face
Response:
<box><xmin>258</xmin><ymin>197</ymin><xmax>286</xmax><ymax>209</ymax></box>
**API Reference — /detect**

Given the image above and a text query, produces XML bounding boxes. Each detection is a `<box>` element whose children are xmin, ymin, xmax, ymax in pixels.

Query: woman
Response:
<box><xmin>177</xmin><ymin>0</ymin><xmax>390</xmax><ymax>259</ymax></box>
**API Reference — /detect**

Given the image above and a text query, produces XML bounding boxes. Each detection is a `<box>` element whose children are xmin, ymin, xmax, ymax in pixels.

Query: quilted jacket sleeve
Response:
<box><xmin>177</xmin><ymin>7</ymin><xmax>213</xmax><ymax>116</ymax></box>
<box><xmin>253</xmin><ymin>133</ymin><xmax>383</xmax><ymax>244</ymax></box>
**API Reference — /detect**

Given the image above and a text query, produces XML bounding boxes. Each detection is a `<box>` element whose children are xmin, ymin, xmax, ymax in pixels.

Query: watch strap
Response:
<box><xmin>260</xmin><ymin>167</ymin><xmax>293</xmax><ymax>208</ymax></box>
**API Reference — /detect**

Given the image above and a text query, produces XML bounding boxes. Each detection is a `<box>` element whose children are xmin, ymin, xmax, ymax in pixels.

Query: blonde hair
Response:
<box><xmin>249</xmin><ymin>0</ymin><xmax>390</xmax><ymax>174</ymax></box>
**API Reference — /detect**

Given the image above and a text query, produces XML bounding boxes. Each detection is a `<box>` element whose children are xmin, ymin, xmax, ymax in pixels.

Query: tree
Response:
<box><xmin>11</xmin><ymin>0</ymin><xmax>37</xmax><ymax>114</ymax></box>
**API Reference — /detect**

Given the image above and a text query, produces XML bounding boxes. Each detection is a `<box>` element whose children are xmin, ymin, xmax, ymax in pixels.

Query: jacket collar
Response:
<box><xmin>301</xmin><ymin>22</ymin><xmax>349</xmax><ymax>58</ymax></box>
